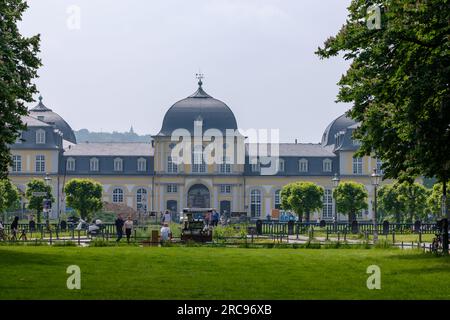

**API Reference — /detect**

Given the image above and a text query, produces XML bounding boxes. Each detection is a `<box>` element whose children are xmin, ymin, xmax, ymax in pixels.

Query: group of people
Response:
<box><xmin>205</xmin><ymin>210</ymin><xmax>220</xmax><ymax>227</ymax></box>
<box><xmin>0</xmin><ymin>216</ymin><xmax>27</xmax><ymax>241</ymax></box>
<box><xmin>114</xmin><ymin>215</ymin><xmax>135</xmax><ymax>243</ymax></box>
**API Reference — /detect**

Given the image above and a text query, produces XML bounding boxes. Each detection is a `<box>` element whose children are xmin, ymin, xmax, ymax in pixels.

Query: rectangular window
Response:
<box><xmin>167</xmin><ymin>156</ymin><xmax>178</xmax><ymax>173</ymax></box>
<box><xmin>322</xmin><ymin>189</ymin><xmax>333</xmax><ymax>219</ymax></box>
<box><xmin>376</xmin><ymin>158</ymin><xmax>383</xmax><ymax>174</ymax></box>
<box><xmin>66</xmin><ymin>159</ymin><xmax>75</xmax><ymax>171</ymax></box>
<box><xmin>12</xmin><ymin>155</ymin><xmax>22</xmax><ymax>172</ymax></box>
<box><xmin>114</xmin><ymin>159</ymin><xmax>123</xmax><ymax>172</ymax></box>
<box><xmin>220</xmin><ymin>157</ymin><xmax>231</xmax><ymax>173</ymax></box>
<box><xmin>36</xmin><ymin>130</ymin><xmax>46</xmax><ymax>144</ymax></box>
<box><xmin>35</xmin><ymin>155</ymin><xmax>45</xmax><ymax>172</ymax></box>
<box><xmin>137</xmin><ymin>158</ymin><xmax>146</xmax><ymax>172</ymax></box>
<box><xmin>167</xmin><ymin>184</ymin><xmax>178</xmax><ymax>193</ymax></box>
<box><xmin>90</xmin><ymin>158</ymin><xmax>99</xmax><ymax>172</ymax></box>
<box><xmin>323</xmin><ymin>160</ymin><xmax>332</xmax><ymax>172</ymax></box>
<box><xmin>299</xmin><ymin>160</ymin><xmax>308</xmax><ymax>172</ymax></box>
<box><xmin>352</xmin><ymin>157</ymin><xmax>363</xmax><ymax>174</ymax></box>
<box><xmin>220</xmin><ymin>185</ymin><xmax>232</xmax><ymax>194</ymax></box>
<box><xmin>250</xmin><ymin>159</ymin><xmax>260</xmax><ymax>172</ymax></box>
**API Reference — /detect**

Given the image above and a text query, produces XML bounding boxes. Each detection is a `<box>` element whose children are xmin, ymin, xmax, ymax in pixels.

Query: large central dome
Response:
<box><xmin>158</xmin><ymin>80</ymin><xmax>238</xmax><ymax>136</ymax></box>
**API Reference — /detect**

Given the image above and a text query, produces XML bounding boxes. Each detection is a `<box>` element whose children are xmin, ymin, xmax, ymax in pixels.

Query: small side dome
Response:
<box><xmin>158</xmin><ymin>79</ymin><xmax>238</xmax><ymax>136</ymax></box>
<box><xmin>321</xmin><ymin>114</ymin><xmax>357</xmax><ymax>146</ymax></box>
<box><xmin>29</xmin><ymin>96</ymin><xmax>77</xmax><ymax>144</ymax></box>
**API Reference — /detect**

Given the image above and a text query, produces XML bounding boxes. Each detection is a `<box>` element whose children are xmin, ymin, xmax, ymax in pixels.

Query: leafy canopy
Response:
<box><xmin>25</xmin><ymin>178</ymin><xmax>54</xmax><ymax>222</ymax></box>
<box><xmin>316</xmin><ymin>0</ymin><xmax>450</xmax><ymax>184</ymax></box>
<box><xmin>0</xmin><ymin>179</ymin><xmax>20</xmax><ymax>213</ymax></box>
<box><xmin>280</xmin><ymin>182</ymin><xmax>324</xmax><ymax>222</ymax></box>
<box><xmin>0</xmin><ymin>0</ymin><xmax>41</xmax><ymax>178</ymax></box>
<box><xmin>64</xmin><ymin>179</ymin><xmax>103</xmax><ymax>220</ymax></box>
<box><xmin>333</xmin><ymin>181</ymin><xmax>368</xmax><ymax>222</ymax></box>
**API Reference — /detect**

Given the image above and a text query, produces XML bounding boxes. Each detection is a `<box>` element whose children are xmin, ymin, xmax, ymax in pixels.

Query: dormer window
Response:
<box><xmin>36</xmin><ymin>129</ymin><xmax>46</xmax><ymax>144</ymax></box>
<box><xmin>137</xmin><ymin>158</ymin><xmax>147</xmax><ymax>172</ymax></box>
<box><xmin>114</xmin><ymin>158</ymin><xmax>123</xmax><ymax>172</ymax></box>
<box><xmin>66</xmin><ymin>158</ymin><xmax>75</xmax><ymax>171</ymax></box>
<box><xmin>323</xmin><ymin>159</ymin><xmax>332</xmax><ymax>172</ymax></box>
<box><xmin>90</xmin><ymin>158</ymin><xmax>99</xmax><ymax>172</ymax></box>
<box><xmin>250</xmin><ymin>158</ymin><xmax>260</xmax><ymax>172</ymax></box>
<box><xmin>299</xmin><ymin>159</ymin><xmax>308</xmax><ymax>172</ymax></box>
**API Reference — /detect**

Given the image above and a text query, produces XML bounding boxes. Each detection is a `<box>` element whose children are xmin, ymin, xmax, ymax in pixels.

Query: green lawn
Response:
<box><xmin>0</xmin><ymin>246</ymin><xmax>449</xmax><ymax>300</ymax></box>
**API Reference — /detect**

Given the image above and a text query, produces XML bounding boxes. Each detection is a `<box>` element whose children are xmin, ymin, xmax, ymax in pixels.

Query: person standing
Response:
<box><xmin>163</xmin><ymin>210</ymin><xmax>171</xmax><ymax>224</ymax></box>
<box><xmin>212</xmin><ymin>210</ymin><xmax>220</xmax><ymax>227</ymax></box>
<box><xmin>10</xmin><ymin>216</ymin><xmax>19</xmax><ymax>241</ymax></box>
<box><xmin>160</xmin><ymin>223</ymin><xmax>172</xmax><ymax>245</ymax></box>
<box><xmin>123</xmin><ymin>216</ymin><xmax>134</xmax><ymax>244</ymax></box>
<box><xmin>115</xmin><ymin>214</ymin><xmax>124</xmax><ymax>242</ymax></box>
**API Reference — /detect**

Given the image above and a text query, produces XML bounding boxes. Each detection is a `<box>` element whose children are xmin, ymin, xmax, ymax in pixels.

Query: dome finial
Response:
<box><xmin>38</xmin><ymin>95</ymin><xmax>43</xmax><ymax>103</ymax></box>
<box><xmin>196</xmin><ymin>72</ymin><xmax>204</xmax><ymax>88</ymax></box>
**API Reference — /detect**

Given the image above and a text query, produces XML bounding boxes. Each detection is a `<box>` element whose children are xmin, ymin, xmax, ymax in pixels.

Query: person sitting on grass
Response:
<box><xmin>160</xmin><ymin>223</ymin><xmax>172</xmax><ymax>245</ymax></box>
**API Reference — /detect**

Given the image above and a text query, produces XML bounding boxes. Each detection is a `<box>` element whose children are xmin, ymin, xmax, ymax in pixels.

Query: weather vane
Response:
<box><xmin>196</xmin><ymin>72</ymin><xmax>204</xmax><ymax>87</ymax></box>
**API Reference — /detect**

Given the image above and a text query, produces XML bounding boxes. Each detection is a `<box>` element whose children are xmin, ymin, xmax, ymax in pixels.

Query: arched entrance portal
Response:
<box><xmin>187</xmin><ymin>184</ymin><xmax>210</xmax><ymax>208</ymax></box>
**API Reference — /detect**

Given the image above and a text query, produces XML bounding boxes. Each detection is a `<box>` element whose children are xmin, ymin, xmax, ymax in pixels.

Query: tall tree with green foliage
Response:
<box><xmin>427</xmin><ymin>182</ymin><xmax>450</xmax><ymax>220</ymax></box>
<box><xmin>25</xmin><ymin>178</ymin><xmax>53</xmax><ymax>223</ymax></box>
<box><xmin>0</xmin><ymin>179</ymin><xmax>20</xmax><ymax>221</ymax></box>
<box><xmin>0</xmin><ymin>1</ymin><xmax>41</xmax><ymax>178</ymax></box>
<box><xmin>64</xmin><ymin>179</ymin><xmax>103</xmax><ymax>220</ymax></box>
<box><xmin>396</xmin><ymin>182</ymin><xmax>430</xmax><ymax>223</ymax></box>
<box><xmin>317</xmin><ymin>0</ymin><xmax>449</xmax><ymax>251</ymax></box>
<box><xmin>378</xmin><ymin>184</ymin><xmax>405</xmax><ymax>224</ymax></box>
<box><xmin>280</xmin><ymin>182</ymin><xmax>324</xmax><ymax>222</ymax></box>
<box><xmin>333</xmin><ymin>181</ymin><xmax>368</xmax><ymax>223</ymax></box>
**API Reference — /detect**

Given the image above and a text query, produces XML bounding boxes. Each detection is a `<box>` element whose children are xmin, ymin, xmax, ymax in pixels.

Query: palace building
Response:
<box><xmin>8</xmin><ymin>79</ymin><xmax>386</xmax><ymax>221</ymax></box>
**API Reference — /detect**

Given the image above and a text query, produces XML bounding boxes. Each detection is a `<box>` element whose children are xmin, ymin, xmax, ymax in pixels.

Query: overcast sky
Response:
<box><xmin>20</xmin><ymin>0</ymin><xmax>352</xmax><ymax>143</ymax></box>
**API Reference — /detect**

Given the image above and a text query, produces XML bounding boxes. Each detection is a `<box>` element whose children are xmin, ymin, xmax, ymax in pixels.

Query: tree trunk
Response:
<box><xmin>305</xmin><ymin>211</ymin><xmax>310</xmax><ymax>222</ymax></box>
<box><xmin>348</xmin><ymin>212</ymin><xmax>355</xmax><ymax>224</ymax></box>
<box><xmin>442</xmin><ymin>181</ymin><xmax>448</xmax><ymax>255</ymax></box>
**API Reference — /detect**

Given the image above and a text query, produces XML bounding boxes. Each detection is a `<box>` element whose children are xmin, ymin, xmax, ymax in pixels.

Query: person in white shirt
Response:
<box><xmin>162</xmin><ymin>210</ymin><xmax>171</xmax><ymax>224</ymax></box>
<box><xmin>160</xmin><ymin>223</ymin><xmax>172</xmax><ymax>244</ymax></box>
<box><xmin>123</xmin><ymin>216</ymin><xmax>134</xmax><ymax>243</ymax></box>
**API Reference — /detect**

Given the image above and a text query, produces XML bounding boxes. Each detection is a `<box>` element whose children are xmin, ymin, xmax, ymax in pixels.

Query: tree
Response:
<box><xmin>25</xmin><ymin>179</ymin><xmax>54</xmax><ymax>223</ymax></box>
<box><xmin>396</xmin><ymin>182</ymin><xmax>430</xmax><ymax>223</ymax></box>
<box><xmin>280</xmin><ymin>182</ymin><xmax>324</xmax><ymax>222</ymax></box>
<box><xmin>0</xmin><ymin>179</ymin><xmax>20</xmax><ymax>221</ymax></box>
<box><xmin>378</xmin><ymin>184</ymin><xmax>405</xmax><ymax>224</ymax></box>
<box><xmin>333</xmin><ymin>181</ymin><xmax>368</xmax><ymax>223</ymax></box>
<box><xmin>0</xmin><ymin>1</ymin><xmax>41</xmax><ymax>178</ymax></box>
<box><xmin>64</xmin><ymin>179</ymin><xmax>103</xmax><ymax>220</ymax></box>
<box><xmin>316</xmin><ymin>0</ymin><xmax>449</xmax><ymax>206</ymax></box>
<box><xmin>427</xmin><ymin>182</ymin><xmax>450</xmax><ymax>220</ymax></box>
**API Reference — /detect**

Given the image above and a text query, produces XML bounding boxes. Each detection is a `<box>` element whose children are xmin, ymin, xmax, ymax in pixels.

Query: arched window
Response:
<box><xmin>299</xmin><ymin>159</ymin><xmax>308</xmax><ymax>172</ymax></box>
<box><xmin>114</xmin><ymin>158</ymin><xmax>123</xmax><ymax>172</ymax></box>
<box><xmin>136</xmin><ymin>188</ymin><xmax>147</xmax><ymax>212</ymax></box>
<box><xmin>274</xmin><ymin>189</ymin><xmax>281</xmax><ymax>209</ymax></box>
<box><xmin>250</xmin><ymin>189</ymin><xmax>261</xmax><ymax>217</ymax></box>
<box><xmin>90</xmin><ymin>158</ymin><xmax>99</xmax><ymax>171</ymax></box>
<box><xmin>137</xmin><ymin>158</ymin><xmax>146</xmax><ymax>172</ymax></box>
<box><xmin>36</xmin><ymin>129</ymin><xmax>46</xmax><ymax>144</ymax></box>
<box><xmin>66</xmin><ymin>158</ymin><xmax>75</xmax><ymax>171</ymax></box>
<box><xmin>112</xmin><ymin>187</ymin><xmax>124</xmax><ymax>203</ymax></box>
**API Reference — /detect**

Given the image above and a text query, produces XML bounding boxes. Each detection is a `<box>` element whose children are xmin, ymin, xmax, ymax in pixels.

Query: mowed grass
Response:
<box><xmin>0</xmin><ymin>246</ymin><xmax>449</xmax><ymax>300</ymax></box>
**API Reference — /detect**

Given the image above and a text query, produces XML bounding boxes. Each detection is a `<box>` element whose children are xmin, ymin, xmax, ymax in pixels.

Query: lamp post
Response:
<box><xmin>332</xmin><ymin>173</ymin><xmax>340</xmax><ymax>231</ymax></box>
<box><xmin>371</xmin><ymin>168</ymin><xmax>381</xmax><ymax>243</ymax></box>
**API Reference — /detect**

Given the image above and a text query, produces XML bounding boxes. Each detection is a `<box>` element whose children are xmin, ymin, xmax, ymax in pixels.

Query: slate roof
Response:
<box><xmin>21</xmin><ymin>115</ymin><xmax>51</xmax><ymax>127</ymax></box>
<box><xmin>64</xmin><ymin>142</ymin><xmax>154</xmax><ymax>156</ymax></box>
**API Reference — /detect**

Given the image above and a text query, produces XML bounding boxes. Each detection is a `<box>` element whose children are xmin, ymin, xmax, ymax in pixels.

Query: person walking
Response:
<box><xmin>115</xmin><ymin>214</ymin><xmax>125</xmax><ymax>242</ymax></box>
<box><xmin>123</xmin><ymin>216</ymin><xmax>134</xmax><ymax>244</ymax></box>
<box><xmin>10</xmin><ymin>216</ymin><xmax>19</xmax><ymax>241</ymax></box>
<box><xmin>212</xmin><ymin>210</ymin><xmax>220</xmax><ymax>227</ymax></box>
<box><xmin>162</xmin><ymin>210</ymin><xmax>171</xmax><ymax>224</ymax></box>
<box><xmin>160</xmin><ymin>223</ymin><xmax>172</xmax><ymax>245</ymax></box>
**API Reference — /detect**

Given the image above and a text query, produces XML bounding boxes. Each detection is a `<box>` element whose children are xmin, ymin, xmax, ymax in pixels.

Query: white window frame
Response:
<box><xmin>167</xmin><ymin>156</ymin><xmax>178</xmax><ymax>173</ymax></box>
<box><xmin>90</xmin><ymin>158</ymin><xmax>99</xmax><ymax>172</ymax></box>
<box><xmin>12</xmin><ymin>155</ymin><xmax>22</xmax><ymax>172</ymax></box>
<box><xmin>112</xmin><ymin>187</ymin><xmax>124</xmax><ymax>203</ymax></box>
<box><xmin>66</xmin><ymin>158</ymin><xmax>76</xmax><ymax>171</ymax></box>
<box><xmin>322</xmin><ymin>189</ymin><xmax>333</xmax><ymax>219</ymax></box>
<box><xmin>35</xmin><ymin>155</ymin><xmax>45</xmax><ymax>172</ymax></box>
<box><xmin>250</xmin><ymin>158</ymin><xmax>260</xmax><ymax>172</ymax></box>
<box><xmin>250</xmin><ymin>189</ymin><xmax>262</xmax><ymax>217</ymax></box>
<box><xmin>167</xmin><ymin>184</ymin><xmax>178</xmax><ymax>193</ymax></box>
<box><xmin>137</xmin><ymin>158</ymin><xmax>146</xmax><ymax>172</ymax></box>
<box><xmin>136</xmin><ymin>188</ymin><xmax>147</xmax><ymax>212</ymax></box>
<box><xmin>323</xmin><ymin>159</ymin><xmax>332</xmax><ymax>172</ymax></box>
<box><xmin>274</xmin><ymin>189</ymin><xmax>281</xmax><ymax>209</ymax></box>
<box><xmin>376</xmin><ymin>158</ymin><xmax>383</xmax><ymax>174</ymax></box>
<box><xmin>220</xmin><ymin>185</ymin><xmax>232</xmax><ymax>194</ymax></box>
<box><xmin>219</xmin><ymin>157</ymin><xmax>232</xmax><ymax>174</ymax></box>
<box><xmin>352</xmin><ymin>157</ymin><xmax>363</xmax><ymax>175</ymax></box>
<box><xmin>299</xmin><ymin>159</ymin><xmax>308</xmax><ymax>173</ymax></box>
<box><xmin>36</xmin><ymin>129</ymin><xmax>46</xmax><ymax>144</ymax></box>
<box><xmin>114</xmin><ymin>158</ymin><xmax>123</xmax><ymax>172</ymax></box>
